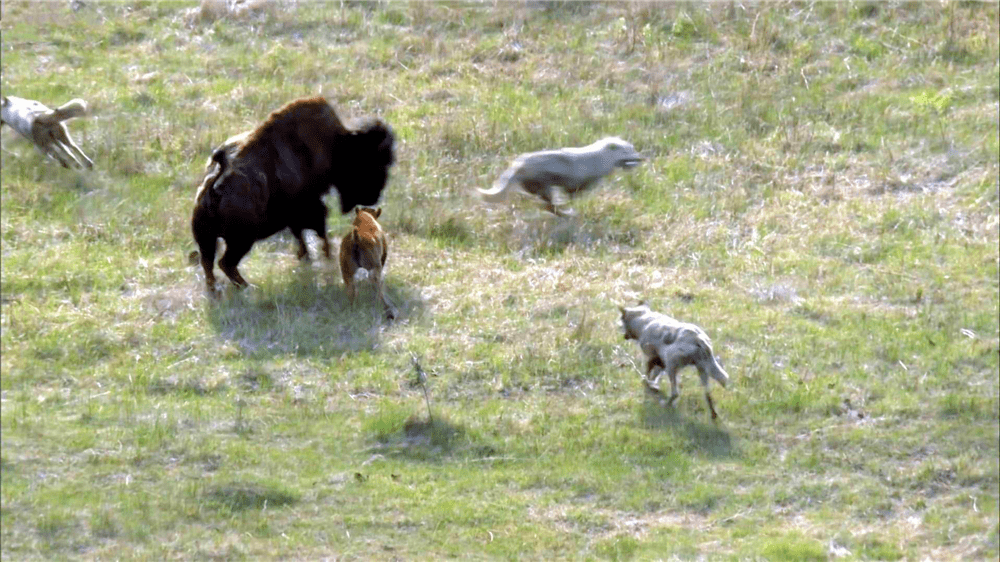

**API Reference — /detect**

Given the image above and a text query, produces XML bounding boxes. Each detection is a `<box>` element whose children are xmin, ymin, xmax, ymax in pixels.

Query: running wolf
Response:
<box><xmin>620</xmin><ymin>302</ymin><xmax>730</xmax><ymax>419</ymax></box>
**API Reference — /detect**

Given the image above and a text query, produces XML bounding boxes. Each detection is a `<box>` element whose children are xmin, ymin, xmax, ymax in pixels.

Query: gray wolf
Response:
<box><xmin>478</xmin><ymin>137</ymin><xmax>643</xmax><ymax>215</ymax></box>
<box><xmin>191</xmin><ymin>96</ymin><xmax>395</xmax><ymax>293</ymax></box>
<box><xmin>339</xmin><ymin>207</ymin><xmax>395</xmax><ymax>320</ymax></box>
<box><xmin>1</xmin><ymin>95</ymin><xmax>94</xmax><ymax>169</ymax></box>
<box><xmin>620</xmin><ymin>302</ymin><xmax>730</xmax><ymax>419</ymax></box>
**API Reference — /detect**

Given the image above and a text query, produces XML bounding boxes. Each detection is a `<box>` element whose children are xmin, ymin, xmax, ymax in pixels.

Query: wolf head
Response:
<box><xmin>619</xmin><ymin>301</ymin><xmax>651</xmax><ymax>341</ymax></box>
<box><xmin>596</xmin><ymin>137</ymin><xmax>644</xmax><ymax>170</ymax></box>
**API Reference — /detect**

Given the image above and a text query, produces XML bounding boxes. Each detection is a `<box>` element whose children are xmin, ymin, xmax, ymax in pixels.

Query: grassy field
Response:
<box><xmin>1</xmin><ymin>1</ymin><xmax>997</xmax><ymax>559</ymax></box>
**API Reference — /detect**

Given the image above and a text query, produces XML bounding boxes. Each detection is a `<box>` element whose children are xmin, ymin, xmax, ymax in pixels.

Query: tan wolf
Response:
<box><xmin>340</xmin><ymin>207</ymin><xmax>395</xmax><ymax>320</ymax></box>
<box><xmin>478</xmin><ymin>137</ymin><xmax>643</xmax><ymax>216</ymax></box>
<box><xmin>1</xmin><ymin>96</ymin><xmax>94</xmax><ymax>169</ymax></box>
<box><xmin>620</xmin><ymin>302</ymin><xmax>730</xmax><ymax>419</ymax></box>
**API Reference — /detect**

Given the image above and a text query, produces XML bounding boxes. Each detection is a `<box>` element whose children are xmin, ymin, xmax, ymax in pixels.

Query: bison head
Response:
<box><xmin>334</xmin><ymin>118</ymin><xmax>396</xmax><ymax>214</ymax></box>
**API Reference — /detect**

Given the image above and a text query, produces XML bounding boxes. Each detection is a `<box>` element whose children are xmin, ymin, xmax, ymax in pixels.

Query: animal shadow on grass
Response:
<box><xmin>508</xmin><ymin>213</ymin><xmax>641</xmax><ymax>257</ymax></box>
<box><xmin>204</xmin><ymin>258</ymin><xmax>424</xmax><ymax>359</ymax></box>
<box><xmin>367</xmin><ymin>414</ymin><xmax>501</xmax><ymax>464</ymax></box>
<box><xmin>203</xmin><ymin>481</ymin><xmax>299</xmax><ymax>513</ymax></box>
<box><xmin>639</xmin><ymin>389</ymin><xmax>738</xmax><ymax>459</ymax></box>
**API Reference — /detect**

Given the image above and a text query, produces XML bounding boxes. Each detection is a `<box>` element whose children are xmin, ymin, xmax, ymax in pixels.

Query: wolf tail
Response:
<box><xmin>37</xmin><ymin>99</ymin><xmax>88</xmax><ymax>125</ymax></box>
<box><xmin>708</xmin><ymin>355</ymin><xmax>730</xmax><ymax>388</ymax></box>
<box><xmin>697</xmin><ymin>334</ymin><xmax>729</xmax><ymax>388</ymax></box>
<box><xmin>477</xmin><ymin>157</ymin><xmax>525</xmax><ymax>203</ymax></box>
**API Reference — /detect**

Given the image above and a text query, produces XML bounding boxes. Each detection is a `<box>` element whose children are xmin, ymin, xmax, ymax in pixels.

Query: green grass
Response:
<box><xmin>2</xmin><ymin>1</ymin><xmax>998</xmax><ymax>559</ymax></box>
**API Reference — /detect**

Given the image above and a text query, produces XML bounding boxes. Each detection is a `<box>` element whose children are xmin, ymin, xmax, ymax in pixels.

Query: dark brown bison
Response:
<box><xmin>191</xmin><ymin>96</ymin><xmax>395</xmax><ymax>292</ymax></box>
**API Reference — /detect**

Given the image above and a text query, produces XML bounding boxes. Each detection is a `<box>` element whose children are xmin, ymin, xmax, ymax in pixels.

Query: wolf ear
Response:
<box><xmin>618</xmin><ymin>306</ymin><xmax>626</xmax><ymax>315</ymax></box>
<box><xmin>638</xmin><ymin>300</ymin><xmax>647</xmax><ymax>307</ymax></box>
<box><xmin>373</xmin><ymin>207</ymin><xmax>382</xmax><ymax>219</ymax></box>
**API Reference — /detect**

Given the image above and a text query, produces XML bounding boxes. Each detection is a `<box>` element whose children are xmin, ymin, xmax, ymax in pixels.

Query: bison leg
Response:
<box><xmin>379</xmin><ymin>286</ymin><xmax>396</xmax><ymax>321</ymax></box>
<box><xmin>200</xmin><ymin>250</ymin><xmax>218</xmax><ymax>293</ymax></box>
<box><xmin>317</xmin><ymin>231</ymin><xmax>332</xmax><ymax>260</ymax></box>
<box><xmin>339</xmin><ymin>232</ymin><xmax>357</xmax><ymax>303</ymax></box>
<box><xmin>290</xmin><ymin>226</ymin><xmax>310</xmax><ymax>261</ymax></box>
<box><xmin>370</xmin><ymin>268</ymin><xmax>396</xmax><ymax>321</ymax></box>
<box><xmin>370</xmin><ymin>271</ymin><xmax>382</xmax><ymax>321</ymax></box>
<box><xmin>340</xmin><ymin>265</ymin><xmax>355</xmax><ymax>301</ymax></box>
<box><xmin>291</xmin><ymin>202</ymin><xmax>331</xmax><ymax>261</ymax></box>
<box><xmin>305</xmin><ymin>202</ymin><xmax>331</xmax><ymax>260</ymax></box>
<box><xmin>218</xmin><ymin>238</ymin><xmax>253</xmax><ymax>288</ymax></box>
<box><xmin>345</xmin><ymin>278</ymin><xmax>357</xmax><ymax>304</ymax></box>
<box><xmin>192</xmin><ymin>218</ymin><xmax>219</xmax><ymax>293</ymax></box>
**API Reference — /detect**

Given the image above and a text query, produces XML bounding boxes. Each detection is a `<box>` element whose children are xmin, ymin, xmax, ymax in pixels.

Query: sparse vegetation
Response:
<box><xmin>2</xmin><ymin>1</ymin><xmax>997</xmax><ymax>560</ymax></box>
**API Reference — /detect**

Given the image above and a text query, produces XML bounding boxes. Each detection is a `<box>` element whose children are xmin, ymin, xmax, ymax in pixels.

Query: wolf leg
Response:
<box><xmin>41</xmin><ymin>136</ymin><xmax>74</xmax><ymax>168</ymax></box>
<box><xmin>645</xmin><ymin>356</ymin><xmax>664</xmax><ymax>381</ymax></box>
<box><xmin>64</xmin><ymin>140</ymin><xmax>94</xmax><ymax>169</ymax></box>
<box><xmin>659</xmin><ymin>342</ymin><xmax>696</xmax><ymax>407</ymax></box>
<box><xmin>544</xmin><ymin>185</ymin><xmax>574</xmax><ymax>216</ymax></box>
<box><xmin>697</xmin><ymin>365</ymin><xmax>720</xmax><ymax>419</ymax></box>
<box><xmin>56</xmin><ymin>128</ymin><xmax>94</xmax><ymax>169</ymax></box>
<box><xmin>665</xmin><ymin>368</ymin><xmax>680</xmax><ymax>406</ymax></box>
<box><xmin>705</xmin><ymin>392</ymin><xmax>719</xmax><ymax>420</ymax></box>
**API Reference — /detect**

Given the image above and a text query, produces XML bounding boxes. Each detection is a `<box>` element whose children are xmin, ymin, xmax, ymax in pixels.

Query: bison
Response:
<box><xmin>192</xmin><ymin>96</ymin><xmax>395</xmax><ymax>293</ymax></box>
<box><xmin>339</xmin><ymin>207</ymin><xmax>395</xmax><ymax>321</ymax></box>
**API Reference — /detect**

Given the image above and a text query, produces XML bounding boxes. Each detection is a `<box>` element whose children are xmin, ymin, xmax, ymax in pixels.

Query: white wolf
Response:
<box><xmin>1</xmin><ymin>96</ymin><xmax>94</xmax><ymax>169</ymax></box>
<box><xmin>478</xmin><ymin>137</ymin><xmax>643</xmax><ymax>216</ymax></box>
<box><xmin>620</xmin><ymin>302</ymin><xmax>730</xmax><ymax>419</ymax></box>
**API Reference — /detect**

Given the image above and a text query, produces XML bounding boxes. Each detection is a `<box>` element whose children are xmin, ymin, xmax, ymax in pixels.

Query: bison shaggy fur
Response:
<box><xmin>191</xmin><ymin>96</ymin><xmax>395</xmax><ymax>292</ymax></box>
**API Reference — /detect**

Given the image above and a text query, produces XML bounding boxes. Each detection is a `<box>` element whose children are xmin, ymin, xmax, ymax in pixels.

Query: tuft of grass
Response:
<box><xmin>758</xmin><ymin>532</ymin><xmax>828</xmax><ymax>562</ymax></box>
